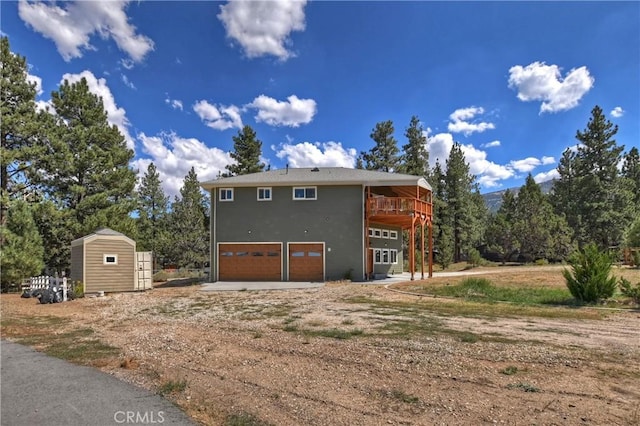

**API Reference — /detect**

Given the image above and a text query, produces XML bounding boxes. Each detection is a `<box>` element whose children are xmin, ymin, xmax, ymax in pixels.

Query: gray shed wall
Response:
<box><xmin>70</xmin><ymin>244</ymin><xmax>84</xmax><ymax>283</ymax></box>
<box><xmin>212</xmin><ymin>185</ymin><xmax>364</xmax><ymax>281</ymax></box>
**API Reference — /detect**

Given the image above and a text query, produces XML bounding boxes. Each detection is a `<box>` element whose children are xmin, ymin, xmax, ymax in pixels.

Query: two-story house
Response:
<box><xmin>201</xmin><ymin>167</ymin><xmax>433</xmax><ymax>282</ymax></box>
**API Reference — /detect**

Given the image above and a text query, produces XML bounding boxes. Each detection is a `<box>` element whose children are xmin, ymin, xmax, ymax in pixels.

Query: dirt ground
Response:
<box><xmin>2</xmin><ymin>278</ymin><xmax>639</xmax><ymax>426</ymax></box>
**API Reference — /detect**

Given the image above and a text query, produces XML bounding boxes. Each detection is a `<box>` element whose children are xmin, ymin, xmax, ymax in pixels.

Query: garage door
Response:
<box><xmin>218</xmin><ymin>243</ymin><xmax>281</xmax><ymax>281</ymax></box>
<box><xmin>289</xmin><ymin>243</ymin><xmax>324</xmax><ymax>282</ymax></box>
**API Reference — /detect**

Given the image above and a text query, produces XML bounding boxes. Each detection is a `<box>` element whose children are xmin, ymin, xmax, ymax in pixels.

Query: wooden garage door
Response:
<box><xmin>289</xmin><ymin>243</ymin><xmax>324</xmax><ymax>282</ymax></box>
<box><xmin>219</xmin><ymin>243</ymin><xmax>281</xmax><ymax>281</ymax></box>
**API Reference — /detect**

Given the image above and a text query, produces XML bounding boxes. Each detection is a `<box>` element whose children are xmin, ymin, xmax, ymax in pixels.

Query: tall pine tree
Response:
<box><xmin>0</xmin><ymin>37</ymin><xmax>45</xmax><ymax>229</ymax></box>
<box><xmin>552</xmin><ymin>106</ymin><xmax>635</xmax><ymax>248</ymax></box>
<box><xmin>622</xmin><ymin>147</ymin><xmax>640</xmax><ymax>208</ymax></box>
<box><xmin>431</xmin><ymin>161</ymin><xmax>453</xmax><ymax>269</ymax></box>
<box><xmin>360</xmin><ymin>120</ymin><xmax>400</xmax><ymax>172</ymax></box>
<box><xmin>399</xmin><ymin>116</ymin><xmax>429</xmax><ymax>177</ymax></box>
<box><xmin>224</xmin><ymin>125</ymin><xmax>265</xmax><ymax>176</ymax></box>
<box><xmin>169</xmin><ymin>168</ymin><xmax>209</xmax><ymax>268</ymax></box>
<box><xmin>137</xmin><ymin>163</ymin><xmax>169</xmax><ymax>268</ymax></box>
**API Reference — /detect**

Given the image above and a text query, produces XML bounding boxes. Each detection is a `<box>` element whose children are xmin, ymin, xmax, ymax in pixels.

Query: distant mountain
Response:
<box><xmin>481</xmin><ymin>180</ymin><xmax>555</xmax><ymax>213</ymax></box>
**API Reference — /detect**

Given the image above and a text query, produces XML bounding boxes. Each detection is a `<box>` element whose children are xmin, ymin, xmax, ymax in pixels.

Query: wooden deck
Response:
<box><xmin>366</xmin><ymin>196</ymin><xmax>432</xmax><ymax>228</ymax></box>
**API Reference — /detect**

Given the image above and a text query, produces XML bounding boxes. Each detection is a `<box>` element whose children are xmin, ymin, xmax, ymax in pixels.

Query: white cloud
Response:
<box><xmin>246</xmin><ymin>94</ymin><xmax>316</xmax><ymax>127</ymax></box>
<box><xmin>510</xmin><ymin>157</ymin><xmax>542</xmax><ymax>173</ymax></box>
<box><xmin>27</xmin><ymin>72</ymin><xmax>43</xmax><ymax>96</ymax></box>
<box><xmin>533</xmin><ymin>169</ymin><xmax>559</xmax><ymax>183</ymax></box>
<box><xmin>481</xmin><ymin>140</ymin><xmax>501</xmax><ymax>148</ymax></box>
<box><xmin>447</xmin><ymin>106</ymin><xmax>495</xmax><ymax>136</ymax></box>
<box><xmin>61</xmin><ymin>70</ymin><xmax>134</xmax><ymax>150</ymax></box>
<box><xmin>18</xmin><ymin>0</ymin><xmax>154</xmax><ymax>63</ymax></box>
<box><xmin>611</xmin><ymin>106</ymin><xmax>624</xmax><ymax>118</ymax></box>
<box><xmin>165</xmin><ymin>96</ymin><xmax>183</xmax><ymax>111</ymax></box>
<box><xmin>193</xmin><ymin>100</ymin><xmax>243</xmax><ymax>130</ymax></box>
<box><xmin>541</xmin><ymin>156</ymin><xmax>555</xmax><ymax>165</ymax></box>
<box><xmin>132</xmin><ymin>132</ymin><xmax>233</xmax><ymax>198</ymax></box>
<box><xmin>217</xmin><ymin>0</ymin><xmax>306</xmax><ymax>60</ymax></box>
<box><xmin>274</xmin><ymin>141</ymin><xmax>357</xmax><ymax>168</ymax></box>
<box><xmin>508</xmin><ymin>61</ymin><xmax>594</xmax><ymax>113</ymax></box>
<box><xmin>427</xmin><ymin>132</ymin><xmax>513</xmax><ymax>188</ymax></box>
<box><xmin>121</xmin><ymin>74</ymin><xmax>135</xmax><ymax>89</ymax></box>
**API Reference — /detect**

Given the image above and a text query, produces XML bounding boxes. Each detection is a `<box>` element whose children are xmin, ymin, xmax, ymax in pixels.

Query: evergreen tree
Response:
<box><xmin>41</xmin><ymin>77</ymin><xmax>137</xmax><ymax>242</ymax></box>
<box><xmin>431</xmin><ymin>161</ymin><xmax>453</xmax><ymax>269</ymax></box>
<box><xmin>224</xmin><ymin>125</ymin><xmax>265</xmax><ymax>176</ymax></box>
<box><xmin>444</xmin><ymin>143</ymin><xmax>481</xmax><ymax>262</ymax></box>
<box><xmin>399</xmin><ymin>116</ymin><xmax>429</xmax><ymax>177</ymax></box>
<box><xmin>485</xmin><ymin>190</ymin><xmax>518</xmax><ymax>264</ymax></box>
<box><xmin>551</xmin><ymin>148</ymin><xmax>582</xmax><ymax>241</ymax></box>
<box><xmin>169</xmin><ymin>168</ymin><xmax>209</xmax><ymax>268</ymax></box>
<box><xmin>0</xmin><ymin>200</ymin><xmax>44</xmax><ymax>290</ymax></box>
<box><xmin>553</xmin><ymin>106</ymin><xmax>635</xmax><ymax>248</ymax></box>
<box><xmin>360</xmin><ymin>120</ymin><xmax>400</xmax><ymax>172</ymax></box>
<box><xmin>32</xmin><ymin>200</ymin><xmax>73</xmax><ymax>273</ymax></box>
<box><xmin>137</xmin><ymin>163</ymin><xmax>170</xmax><ymax>268</ymax></box>
<box><xmin>622</xmin><ymin>147</ymin><xmax>640</xmax><ymax>208</ymax></box>
<box><xmin>0</xmin><ymin>37</ymin><xmax>45</xmax><ymax>230</ymax></box>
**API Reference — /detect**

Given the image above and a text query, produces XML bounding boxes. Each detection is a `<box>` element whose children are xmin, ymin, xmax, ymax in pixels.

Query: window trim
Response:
<box><xmin>292</xmin><ymin>186</ymin><xmax>317</xmax><ymax>200</ymax></box>
<box><xmin>219</xmin><ymin>188</ymin><xmax>234</xmax><ymax>202</ymax></box>
<box><xmin>390</xmin><ymin>249</ymin><xmax>398</xmax><ymax>264</ymax></box>
<box><xmin>389</xmin><ymin>230</ymin><xmax>398</xmax><ymax>240</ymax></box>
<box><xmin>257</xmin><ymin>187</ymin><xmax>272</xmax><ymax>201</ymax></box>
<box><xmin>373</xmin><ymin>248</ymin><xmax>382</xmax><ymax>264</ymax></box>
<box><xmin>382</xmin><ymin>229</ymin><xmax>390</xmax><ymax>239</ymax></box>
<box><xmin>103</xmin><ymin>254</ymin><xmax>118</xmax><ymax>265</ymax></box>
<box><xmin>373</xmin><ymin>229</ymin><xmax>382</xmax><ymax>238</ymax></box>
<box><xmin>382</xmin><ymin>249</ymin><xmax>390</xmax><ymax>264</ymax></box>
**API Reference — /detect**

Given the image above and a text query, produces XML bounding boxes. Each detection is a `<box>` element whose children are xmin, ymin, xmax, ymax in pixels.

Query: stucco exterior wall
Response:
<box><xmin>212</xmin><ymin>184</ymin><xmax>365</xmax><ymax>281</ymax></box>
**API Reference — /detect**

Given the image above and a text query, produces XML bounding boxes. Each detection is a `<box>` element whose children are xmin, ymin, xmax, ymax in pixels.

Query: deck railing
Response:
<box><xmin>366</xmin><ymin>197</ymin><xmax>432</xmax><ymax>218</ymax></box>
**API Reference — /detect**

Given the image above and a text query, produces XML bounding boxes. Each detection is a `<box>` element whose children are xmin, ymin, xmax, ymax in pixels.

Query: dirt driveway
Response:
<box><xmin>2</xmin><ymin>280</ymin><xmax>639</xmax><ymax>426</ymax></box>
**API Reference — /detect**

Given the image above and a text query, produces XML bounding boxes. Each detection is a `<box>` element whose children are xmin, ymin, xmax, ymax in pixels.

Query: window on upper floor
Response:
<box><xmin>219</xmin><ymin>188</ymin><xmax>233</xmax><ymax>201</ymax></box>
<box><xmin>293</xmin><ymin>186</ymin><xmax>317</xmax><ymax>200</ymax></box>
<box><xmin>257</xmin><ymin>187</ymin><xmax>272</xmax><ymax>201</ymax></box>
<box><xmin>389</xmin><ymin>230</ymin><xmax>398</xmax><ymax>240</ymax></box>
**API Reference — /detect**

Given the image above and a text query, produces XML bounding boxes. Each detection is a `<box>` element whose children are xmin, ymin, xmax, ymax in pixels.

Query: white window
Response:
<box><xmin>373</xmin><ymin>229</ymin><xmax>381</xmax><ymax>238</ymax></box>
<box><xmin>374</xmin><ymin>249</ymin><xmax>382</xmax><ymax>264</ymax></box>
<box><xmin>219</xmin><ymin>188</ymin><xmax>233</xmax><ymax>201</ymax></box>
<box><xmin>390</xmin><ymin>249</ymin><xmax>398</xmax><ymax>264</ymax></box>
<box><xmin>368</xmin><ymin>228</ymin><xmax>375</xmax><ymax>237</ymax></box>
<box><xmin>382</xmin><ymin>249</ymin><xmax>390</xmax><ymax>264</ymax></box>
<box><xmin>257</xmin><ymin>187</ymin><xmax>272</xmax><ymax>201</ymax></box>
<box><xmin>103</xmin><ymin>254</ymin><xmax>118</xmax><ymax>265</ymax></box>
<box><xmin>382</xmin><ymin>230</ymin><xmax>390</xmax><ymax>239</ymax></box>
<box><xmin>293</xmin><ymin>186</ymin><xmax>317</xmax><ymax>200</ymax></box>
<box><xmin>389</xmin><ymin>230</ymin><xmax>398</xmax><ymax>240</ymax></box>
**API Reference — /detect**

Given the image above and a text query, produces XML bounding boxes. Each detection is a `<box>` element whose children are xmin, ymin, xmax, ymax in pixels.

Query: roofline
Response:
<box><xmin>201</xmin><ymin>178</ymin><xmax>431</xmax><ymax>191</ymax></box>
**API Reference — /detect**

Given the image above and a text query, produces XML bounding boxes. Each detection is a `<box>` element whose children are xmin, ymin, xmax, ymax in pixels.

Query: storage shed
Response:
<box><xmin>70</xmin><ymin>228</ymin><xmax>152</xmax><ymax>293</ymax></box>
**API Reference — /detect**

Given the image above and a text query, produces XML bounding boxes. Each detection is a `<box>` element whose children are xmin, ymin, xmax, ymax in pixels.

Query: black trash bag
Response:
<box><xmin>53</xmin><ymin>290</ymin><xmax>63</xmax><ymax>303</ymax></box>
<box><xmin>38</xmin><ymin>288</ymin><xmax>55</xmax><ymax>304</ymax></box>
<box><xmin>21</xmin><ymin>290</ymin><xmax>32</xmax><ymax>298</ymax></box>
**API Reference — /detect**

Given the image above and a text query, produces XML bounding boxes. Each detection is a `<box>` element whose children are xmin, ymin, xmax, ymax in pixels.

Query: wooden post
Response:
<box><xmin>409</xmin><ymin>219</ymin><xmax>415</xmax><ymax>281</ymax></box>
<box><xmin>428</xmin><ymin>220</ymin><xmax>433</xmax><ymax>278</ymax></box>
<box><xmin>421</xmin><ymin>222</ymin><xmax>425</xmax><ymax>280</ymax></box>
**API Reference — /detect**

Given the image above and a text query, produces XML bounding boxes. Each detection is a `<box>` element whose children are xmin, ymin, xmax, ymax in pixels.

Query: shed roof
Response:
<box><xmin>71</xmin><ymin>228</ymin><xmax>135</xmax><ymax>246</ymax></box>
<box><xmin>201</xmin><ymin>167</ymin><xmax>432</xmax><ymax>191</ymax></box>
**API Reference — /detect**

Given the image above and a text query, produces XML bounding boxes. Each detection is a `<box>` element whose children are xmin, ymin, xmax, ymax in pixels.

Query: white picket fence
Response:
<box><xmin>27</xmin><ymin>276</ymin><xmax>68</xmax><ymax>302</ymax></box>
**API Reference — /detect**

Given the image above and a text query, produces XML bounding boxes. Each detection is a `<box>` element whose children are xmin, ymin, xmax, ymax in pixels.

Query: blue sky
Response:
<box><xmin>3</xmin><ymin>1</ymin><xmax>639</xmax><ymax>197</ymax></box>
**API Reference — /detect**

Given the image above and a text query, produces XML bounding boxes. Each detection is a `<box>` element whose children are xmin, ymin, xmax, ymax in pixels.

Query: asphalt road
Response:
<box><xmin>0</xmin><ymin>340</ymin><xmax>195</xmax><ymax>426</ymax></box>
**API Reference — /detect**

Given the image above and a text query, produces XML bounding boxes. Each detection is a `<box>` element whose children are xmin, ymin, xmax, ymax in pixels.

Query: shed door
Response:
<box><xmin>219</xmin><ymin>243</ymin><xmax>281</xmax><ymax>281</ymax></box>
<box><xmin>289</xmin><ymin>243</ymin><xmax>324</xmax><ymax>282</ymax></box>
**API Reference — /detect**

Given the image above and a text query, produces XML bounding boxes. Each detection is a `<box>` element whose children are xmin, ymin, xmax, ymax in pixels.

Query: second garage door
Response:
<box><xmin>218</xmin><ymin>243</ymin><xmax>282</xmax><ymax>281</ymax></box>
<box><xmin>288</xmin><ymin>243</ymin><xmax>324</xmax><ymax>282</ymax></box>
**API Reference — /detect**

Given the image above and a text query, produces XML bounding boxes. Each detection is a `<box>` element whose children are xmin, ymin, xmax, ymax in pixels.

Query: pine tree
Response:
<box><xmin>556</xmin><ymin>106</ymin><xmax>635</xmax><ymax>248</ymax></box>
<box><xmin>399</xmin><ymin>116</ymin><xmax>429</xmax><ymax>177</ymax></box>
<box><xmin>622</xmin><ymin>147</ymin><xmax>640</xmax><ymax>208</ymax></box>
<box><xmin>551</xmin><ymin>148</ymin><xmax>582</xmax><ymax>242</ymax></box>
<box><xmin>169</xmin><ymin>168</ymin><xmax>209</xmax><ymax>268</ymax></box>
<box><xmin>0</xmin><ymin>200</ymin><xmax>44</xmax><ymax>290</ymax></box>
<box><xmin>41</xmin><ymin>77</ymin><xmax>137</xmax><ymax>241</ymax></box>
<box><xmin>485</xmin><ymin>190</ymin><xmax>518</xmax><ymax>264</ymax></box>
<box><xmin>0</xmin><ymin>37</ymin><xmax>45</xmax><ymax>230</ymax></box>
<box><xmin>431</xmin><ymin>161</ymin><xmax>453</xmax><ymax>269</ymax></box>
<box><xmin>32</xmin><ymin>200</ymin><xmax>72</xmax><ymax>273</ymax></box>
<box><xmin>444</xmin><ymin>143</ymin><xmax>481</xmax><ymax>262</ymax></box>
<box><xmin>137</xmin><ymin>163</ymin><xmax>169</xmax><ymax>268</ymax></box>
<box><xmin>360</xmin><ymin>120</ymin><xmax>400</xmax><ymax>172</ymax></box>
<box><xmin>225</xmin><ymin>125</ymin><xmax>265</xmax><ymax>176</ymax></box>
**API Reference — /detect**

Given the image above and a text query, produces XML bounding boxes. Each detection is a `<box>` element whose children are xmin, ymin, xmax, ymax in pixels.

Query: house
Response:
<box><xmin>201</xmin><ymin>167</ymin><xmax>433</xmax><ymax>282</ymax></box>
<box><xmin>70</xmin><ymin>228</ymin><xmax>153</xmax><ymax>293</ymax></box>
